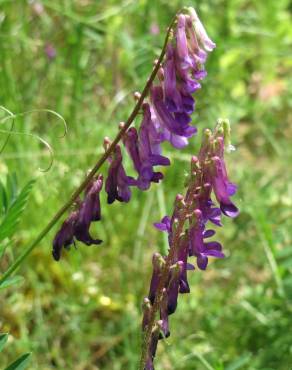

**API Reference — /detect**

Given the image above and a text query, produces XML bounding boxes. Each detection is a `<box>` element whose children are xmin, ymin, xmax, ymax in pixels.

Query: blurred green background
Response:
<box><xmin>0</xmin><ymin>0</ymin><xmax>291</xmax><ymax>369</ymax></box>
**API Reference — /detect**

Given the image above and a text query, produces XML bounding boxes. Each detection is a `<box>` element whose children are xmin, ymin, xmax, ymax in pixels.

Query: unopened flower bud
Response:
<box><xmin>119</xmin><ymin>121</ymin><xmax>125</xmax><ymax>130</ymax></box>
<box><xmin>133</xmin><ymin>91</ymin><xmax>141</xmax><ymax>100</ymax></box>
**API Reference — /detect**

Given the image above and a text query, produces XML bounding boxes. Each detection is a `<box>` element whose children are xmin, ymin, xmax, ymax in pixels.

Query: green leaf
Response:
<box><xmin>4</xmin><ymin>353</ymin><xmax>31</xmax><ymax>370</ymax></box>
<box><xmin>0</xmin><ymin>180</ymin><xmax>35</xmax><ymax>242</ymax></box>
<box><xmin>0</xmin><ymin>333</ymin><xmax>8</xmax><ymax>353</ymax></box>
<box><xmin>0</xmin><ymin>276</ymin><xmax>24</xmax><ymax>290</ymax></box>
<box><xmin>6</xmin><ymin>172</ymin><xmax>18</xmax><ymax>206</ymax></box>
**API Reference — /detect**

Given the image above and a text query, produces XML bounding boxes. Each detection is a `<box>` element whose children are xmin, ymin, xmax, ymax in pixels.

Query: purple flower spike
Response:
<box><xmin>105</xmin><ymin>144</ymin><xmax>136</xmax><ymax>204</ymax></box>
<box><xmin>52</xmin><ymin>211</ymin><xmax>79</xmax><ymax>261</ymax></box>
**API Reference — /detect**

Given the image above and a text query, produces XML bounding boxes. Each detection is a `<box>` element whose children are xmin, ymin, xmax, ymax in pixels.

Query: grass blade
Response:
<box><xmin>4</xmin><ymin>353</ymin><xmax>31</xmax><ymax>370</ymax></box>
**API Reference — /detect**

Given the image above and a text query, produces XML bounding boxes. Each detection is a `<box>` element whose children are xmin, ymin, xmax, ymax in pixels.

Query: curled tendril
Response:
<box><xmin>0</xmin><ymin>129</ymin><xmax>54</xmax><ymax>172</ymax></box>
<box><xmin>0</xmin><ymin>107</ymin><xmax>67</xmax><ymax>139</ymax></box>
<box><xmin>0</xmin><ymin>107</ymin><xmax>68</xmax><ymax>171</ymax></box>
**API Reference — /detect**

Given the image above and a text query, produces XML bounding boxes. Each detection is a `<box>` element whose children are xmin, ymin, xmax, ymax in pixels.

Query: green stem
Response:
<box><xmin>0</xmin><ymin>15</ymin><xmax>176</xmax><ymax>286</ymax></box>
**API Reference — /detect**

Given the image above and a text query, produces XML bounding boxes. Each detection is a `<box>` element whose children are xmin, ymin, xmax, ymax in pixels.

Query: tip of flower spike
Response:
<box><xmin>119</xmin><ymin>121</ymin><xmax>125</xmax><ymax>129</ymax></box>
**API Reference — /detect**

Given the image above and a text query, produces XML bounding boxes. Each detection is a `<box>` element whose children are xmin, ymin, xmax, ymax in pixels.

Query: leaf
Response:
<box><xmin>6</xmin><ymin>172</ymin><xmax>18</xmax><ymax>206</ymax></box>
<box><xmin>4</xmin><ymin>353</ymin><xmax>31</xmax><ymax>370</ymax></box>
<box><xmin>0</xmin><ymin>333</ymin><xmax>8</xmax><ymax>353</ymax></box>
<box><xmin>0</xmin><ymin>276</ymin><xmax>24</xmax><ymax>290</ymax></box>
<box><xmin>0</xmin><ymin>180</ymin><xmax>35</xmax><ymax>242</ymax></box>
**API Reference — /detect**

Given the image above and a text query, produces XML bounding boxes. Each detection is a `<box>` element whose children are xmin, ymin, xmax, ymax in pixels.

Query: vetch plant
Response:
<box><xmin>0</xmin><ymin>7</ymin><xmax>239</xmax><ymax>369</ymax></box>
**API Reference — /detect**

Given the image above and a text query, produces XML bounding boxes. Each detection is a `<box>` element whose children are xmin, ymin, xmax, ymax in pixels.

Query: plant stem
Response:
<box><xmin>0</xmin><ymin>15</ymin><xmax>177</xmax><ymax>286</ymax></box>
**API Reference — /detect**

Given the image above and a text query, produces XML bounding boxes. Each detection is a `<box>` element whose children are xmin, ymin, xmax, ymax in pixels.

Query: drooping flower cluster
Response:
<box><xmin>104</xmin><ymin>8</ymin><xmax>215</xmax><ymax>203</ymax></box>
<box><xmin>52</xmin><ymin>7</ymin><xmax>215</xmax><ymax>260</ymax></box>
<box><xmin>142</xmin><ymin>120</ymin><xmax>239</xmax><ymax>369</ymax></box>
<box><xmin>52</xmin><ymin>175</ymin><xmax>103</xmax><ymax>261</ymax></box>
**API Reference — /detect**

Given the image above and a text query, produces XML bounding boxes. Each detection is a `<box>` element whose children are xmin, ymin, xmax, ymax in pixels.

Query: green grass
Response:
<box><xmin>0</xmin><ymin>0</ymin><xmax>292</xmax><ymax>369</ymax></box>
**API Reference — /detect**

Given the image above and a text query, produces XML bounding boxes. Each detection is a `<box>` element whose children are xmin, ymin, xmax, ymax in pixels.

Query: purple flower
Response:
<box><xmin>52</xmin><ymin>211</ymin><xmax>79</xmax><ymax>261</ymax></box>
<box><xmin>142</xmin><ymin>104</ymin><xmax>164</xmax><ymax>155</ymax></box>
<box><xmin>176</xmin><ymin>236</ymin><xmax>193</xmax><ymax>294</ymax></box>
<box><xmin>153</xmin><ymin>215</ymin><xmax>171</xmax><ymax>232</ymax></box>
<box><xmin>105</xmin><ymin>144</ymin><xmax>136</xmax><ymax>204</ymax></box>
<box><xmin>123</xmin><ymin>125</ymin><xmax>170</xmax><ymax>190</ymax></box>
<box><xmin>176</xmin><ymin>15</ymin><xmax>193</xmax><ymax>70</ymax></box>
<box><xmin>188</xmin><ymin>8</ymin><xmax>216</xmax><ymax>52</ymax></box>
<box><xmin>123</xmin><ymin>128</ymin><xmax>142</xmax><ymax>175</ymax></box>
<box><xmin>210</xmin><ymin>156</ymin><xmax>239</xmax><ymax>218</ymax></box>
<box><xmin>151</xmin><ymin>85</ymin><xmax>197</xmax><ymax>139</ymax></box>
<box><xmin>167</xmin><ymin>261</ymin><xmax>183</xmax><ymax>314</ymax></box>
<box><xmin>197</xmin><ymin>184</ymin><xmax>223</xmax><ymax>226</ymax></box>
<box><xmin>185</xmin><ymin>16</ymin><xmax>208</xmax><ymax>64</ymax></box>
<box><xmin>74</xmin><ymin>175</ymin><xmax>103</xmax><ymax>245</ymax></box>
<box><xmin>189</xmin><ymin>209</ymin><xmax>224</xmax><ymax>270</ymax></box>
<box><xmin>52</xmin><ymin>176</ymin><xmax>104</xmax><ymax>260</ymax></box>
<box><xmin>164</xmin><ymin>44</ymin><xmax>185</xmax><ymax>113</ymax></box>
